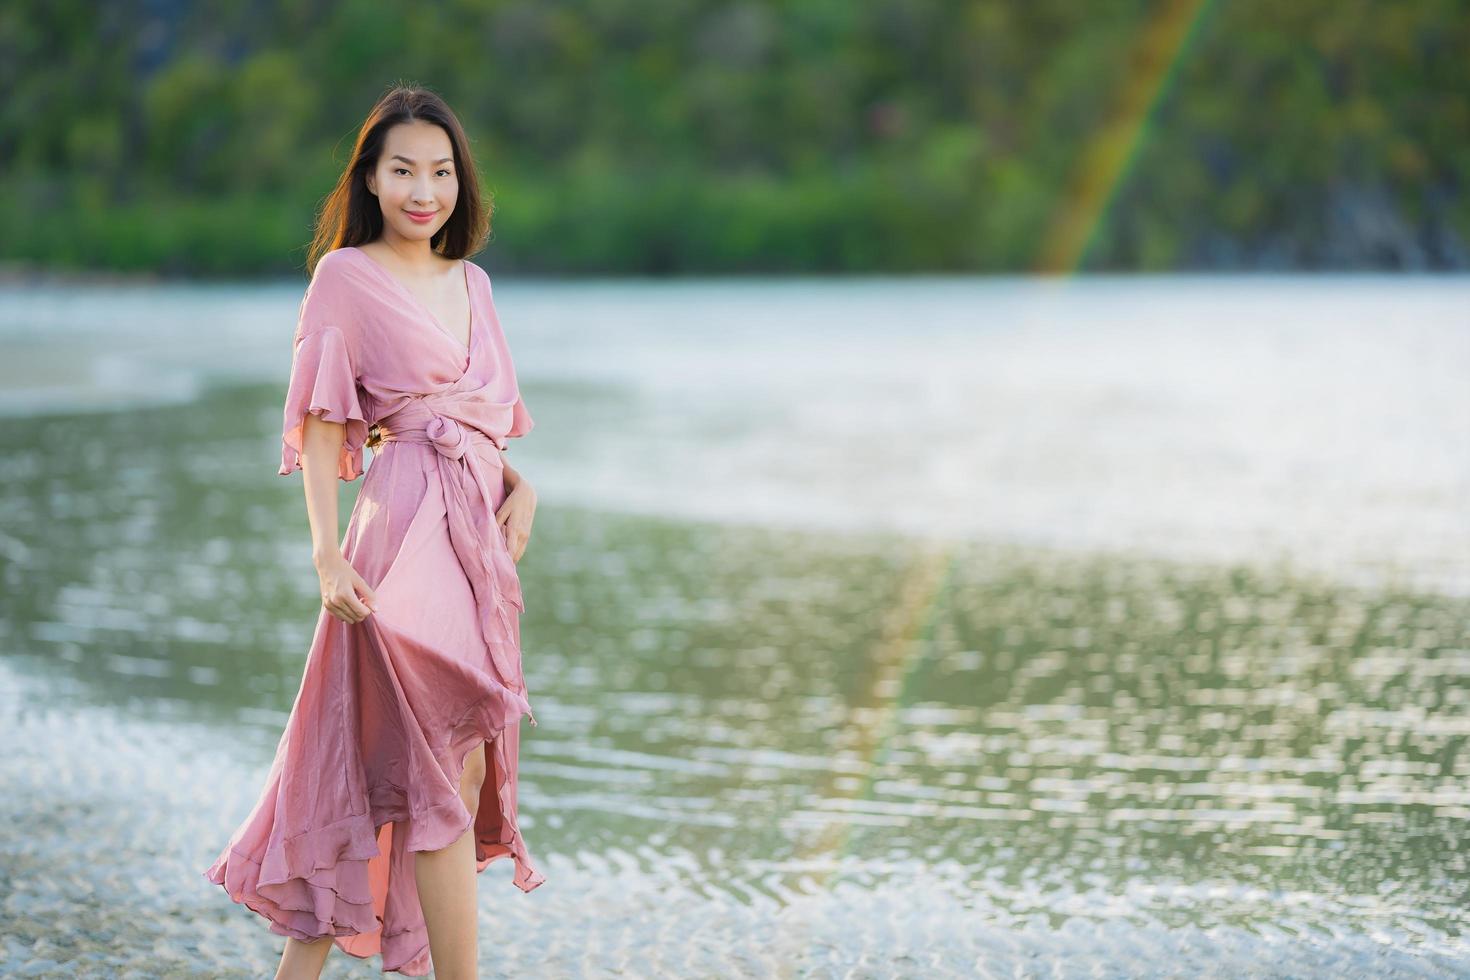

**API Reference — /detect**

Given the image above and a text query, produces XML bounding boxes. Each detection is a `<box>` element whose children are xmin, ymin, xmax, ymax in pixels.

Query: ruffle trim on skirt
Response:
<box><xmin>202</xmin><ymin>613</ymin><xmax>545</xmax><ymax>976</ymax></box>
<box><xmin>203</xmin><ymin>808</ymin><xmax>382</xmax><ymax>941</ymax></box>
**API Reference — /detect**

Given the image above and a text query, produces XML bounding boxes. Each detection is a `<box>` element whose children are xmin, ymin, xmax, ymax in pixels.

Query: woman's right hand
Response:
<box><xmin>314</xmin><ymin>552</ymin><xmax>378</xmax><ymax>624</ymax></box>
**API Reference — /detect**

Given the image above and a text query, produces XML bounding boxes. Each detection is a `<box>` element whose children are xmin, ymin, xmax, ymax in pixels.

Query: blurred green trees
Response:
<box><xmin>2</xmin><ymin>0</ymin><xmax>1464</xmax><ymax>275</ymax></box>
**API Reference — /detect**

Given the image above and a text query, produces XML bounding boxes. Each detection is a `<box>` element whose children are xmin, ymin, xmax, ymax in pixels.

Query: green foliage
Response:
<box><xmin>2</xmin><ymin>0</ymin><xmax>1464</xmax><ymax>274</ymax></box>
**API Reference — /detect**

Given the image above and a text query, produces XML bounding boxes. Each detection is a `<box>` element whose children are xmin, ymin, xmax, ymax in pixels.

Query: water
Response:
<box><xmin>0</xmin><ymin>273</ymin><xmax>1466</xmax><ymax>976</ymax></box>
<box><xmin>4</xmin><ymin>273</ymin><xmax>1464</xmax><ymax>592</ymax></box>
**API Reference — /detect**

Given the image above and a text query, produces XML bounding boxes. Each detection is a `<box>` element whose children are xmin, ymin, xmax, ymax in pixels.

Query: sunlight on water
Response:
<box><xmin>3</xmin><ymin>274</ymin><xmax>1465</xmax><ymax>592</ymax></box>
<box><xmin>0</xmin><ymin>274</ymin><xmax>1467</xmax><ymax>975</ymax></box>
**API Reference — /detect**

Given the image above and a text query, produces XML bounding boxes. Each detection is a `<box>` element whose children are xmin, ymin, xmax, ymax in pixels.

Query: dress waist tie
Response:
<box><xmin>370</xmin><ymin>405</ymin><xmax>536</xmax><ymax>728</ymax></box>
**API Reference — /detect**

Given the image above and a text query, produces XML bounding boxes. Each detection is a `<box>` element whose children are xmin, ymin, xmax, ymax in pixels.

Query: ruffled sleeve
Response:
<box><xmin>506</xmin><ymin>393</ymin><xmax>534</xmax><ymax>441</ymax></box>
<box><xmin>279</xmin><ymin>259</ymin><xmax>370</xmax><ymax>481</ymax></box>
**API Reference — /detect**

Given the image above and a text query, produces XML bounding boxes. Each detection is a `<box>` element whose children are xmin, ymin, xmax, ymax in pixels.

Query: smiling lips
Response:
<box><xmin>406</xmin><ymin>210</ymin><xmax>439</xmax><ymax>223</ymax></box>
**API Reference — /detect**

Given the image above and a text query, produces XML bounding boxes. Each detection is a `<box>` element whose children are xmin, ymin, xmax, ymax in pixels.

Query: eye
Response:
<box><xmin>393</xmin><ymin>167</ymin><xmax>410</xmax><ymax>176</ymax></box>
<box><xmin>438</xmin><ymin>169</ymin><xmax>453</xmax><ymax>177</ymax></box>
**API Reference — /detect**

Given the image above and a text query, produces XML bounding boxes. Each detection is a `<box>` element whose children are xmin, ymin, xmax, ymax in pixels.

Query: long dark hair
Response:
<box><xmin>304</xmin><ymin>84</ymin><xmax>491</xmax><ymax>276</ymax></box>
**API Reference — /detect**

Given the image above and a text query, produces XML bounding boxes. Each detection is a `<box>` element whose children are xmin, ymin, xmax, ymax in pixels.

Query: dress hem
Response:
<box><xmin>202</xmin><ymin>640</ymin><xmax>545</xmax><ymax>977</ymax></box>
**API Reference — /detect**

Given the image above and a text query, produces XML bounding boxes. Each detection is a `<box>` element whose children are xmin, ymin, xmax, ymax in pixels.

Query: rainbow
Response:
<box><xmin>1036</xmin><ymin>0</ymin><xmax>1218</xmax><ymax>274</ymax></box>
<box><xmin>790</xmin><ymin>0</ymin><xmax>1220</xmax><ymax>894</ymax></box>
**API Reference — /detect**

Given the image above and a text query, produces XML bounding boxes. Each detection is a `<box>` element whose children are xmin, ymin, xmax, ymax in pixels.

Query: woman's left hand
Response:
<box><xmin>495</xmin><ymin>481</ymin><xmax>537</xmax><ymax>563</ymax></box>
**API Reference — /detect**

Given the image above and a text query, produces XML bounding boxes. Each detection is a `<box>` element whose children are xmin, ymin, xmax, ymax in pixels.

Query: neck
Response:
<box><xmin>374</xmin><ymin>232</ymin><xmax>439</xmax><ymax>270</ymax></box>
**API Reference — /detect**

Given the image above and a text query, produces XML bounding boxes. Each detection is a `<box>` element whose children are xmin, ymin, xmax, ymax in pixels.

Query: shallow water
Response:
<box><xmin>0</xmin><ymin>274</ymin><xmax>1467</xmax><ymax>976</ymax></box>
<box><xmin>3</xmin><ymin>272</ymin><xmax>1466</xmax><ymax>591</ymax></box>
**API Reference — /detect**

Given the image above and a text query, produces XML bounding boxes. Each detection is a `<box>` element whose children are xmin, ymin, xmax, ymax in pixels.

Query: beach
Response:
<box><xmin>1</xmin><ymin>273</ymin><xmax>1467</xmax><ymax>976</ymax></box>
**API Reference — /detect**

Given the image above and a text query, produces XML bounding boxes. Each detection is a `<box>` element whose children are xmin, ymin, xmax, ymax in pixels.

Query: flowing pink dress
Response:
<box><xmin>203</xmin><ymin>245</ymin><xmax>544</xmax><ymax>976</ymax></box>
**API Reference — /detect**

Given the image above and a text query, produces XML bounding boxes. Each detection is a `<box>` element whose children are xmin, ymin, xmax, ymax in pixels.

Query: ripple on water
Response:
<box><xmin>2</xmin><ymin>383</ymin><xmax>1469</xmax><ymax>975</ymax></box>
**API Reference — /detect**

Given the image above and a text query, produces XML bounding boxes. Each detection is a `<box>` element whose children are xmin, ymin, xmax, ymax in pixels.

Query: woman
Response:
<box><xmin>203</xmin><ymin>86</ymin><xmax>544</xmax><ymax>980</ymax></box>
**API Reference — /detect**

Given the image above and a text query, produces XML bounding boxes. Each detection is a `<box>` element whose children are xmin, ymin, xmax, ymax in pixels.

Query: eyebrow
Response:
<box><xmin>390</xmin><ymin>155</ymin><xmax>454</xmax><ymax>165</ymax></box>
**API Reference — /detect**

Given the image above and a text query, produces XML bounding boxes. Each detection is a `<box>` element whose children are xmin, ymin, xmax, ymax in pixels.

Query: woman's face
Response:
<box><xmin>365</xmin><ymin>120</ymin><xmax>459</xmax><ymax>246</ymax></box>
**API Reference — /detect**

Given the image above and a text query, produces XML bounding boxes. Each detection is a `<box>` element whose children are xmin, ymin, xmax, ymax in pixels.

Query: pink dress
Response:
<box><xmin>203</xmin><ymin>245</ymin><xmax>544</xmax><ymax>976</ymax></box>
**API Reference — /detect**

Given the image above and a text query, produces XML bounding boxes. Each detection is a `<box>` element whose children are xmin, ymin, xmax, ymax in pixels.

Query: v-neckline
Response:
<box><xmin>345</xmin><ymin>245</ymin><xmax>475</xmax><ymax>355</ymax></box>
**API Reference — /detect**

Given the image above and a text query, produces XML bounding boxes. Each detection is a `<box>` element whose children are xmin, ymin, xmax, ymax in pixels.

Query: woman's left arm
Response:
<box><xmin>497</xmin><ymin>457</ymin><xmax>537</xmax><ymax>562</ymax></box>
<box><xmin>502</xmin><ymin>457</ymin><xmax>524</xmax><ymax>493</ymax></box>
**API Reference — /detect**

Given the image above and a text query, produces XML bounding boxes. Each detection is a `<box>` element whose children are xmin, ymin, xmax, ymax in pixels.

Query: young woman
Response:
<box><xmin>203</xmin><ymin>86</ymin><xmax>544</xmax><ymax>980</ymax></box>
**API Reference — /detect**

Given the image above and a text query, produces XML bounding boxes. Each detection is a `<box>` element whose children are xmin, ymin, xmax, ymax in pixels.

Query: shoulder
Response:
<box><xmin>463</xmin><ymin>257</ymin><xmax>492</xmax><ymax>294</ymax></box>
<box><xmin>303</xmin><ymin>248</ymin><xmax>377</xmax><ymax>309</ymax></box>
<box><xmin>296</xmin><ymin>249</ymin><xmax>368</xmax><ymax>342</ymax></box>
<box><xmin>309</xmin><ymin>247</ymin><xmax>362</xmax><ymax>286</ymax></box>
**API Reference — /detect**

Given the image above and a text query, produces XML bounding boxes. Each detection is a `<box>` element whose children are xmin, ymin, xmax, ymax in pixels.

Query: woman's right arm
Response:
<box><xmin>302</xmin><ymin>414</ymin><xmax>377</xmax><ymax>624</ymax></box>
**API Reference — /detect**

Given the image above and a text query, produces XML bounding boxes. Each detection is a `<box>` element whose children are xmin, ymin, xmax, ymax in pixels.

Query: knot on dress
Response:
<box><xmin>424</xmin><ymin>414</ymin><xmax>470</xmax><ymax>460</ymax></box>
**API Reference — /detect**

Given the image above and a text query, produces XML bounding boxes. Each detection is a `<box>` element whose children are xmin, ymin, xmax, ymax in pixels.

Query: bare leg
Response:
<box><xmin>414</xmin><ymin>742</ymin><xmax>487</xmax><ymax>980</ymax></box>
<box><xmin>276</xmin><ymin>934</ymin><xmax>333</xmax><ymax>980</ymax></box>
